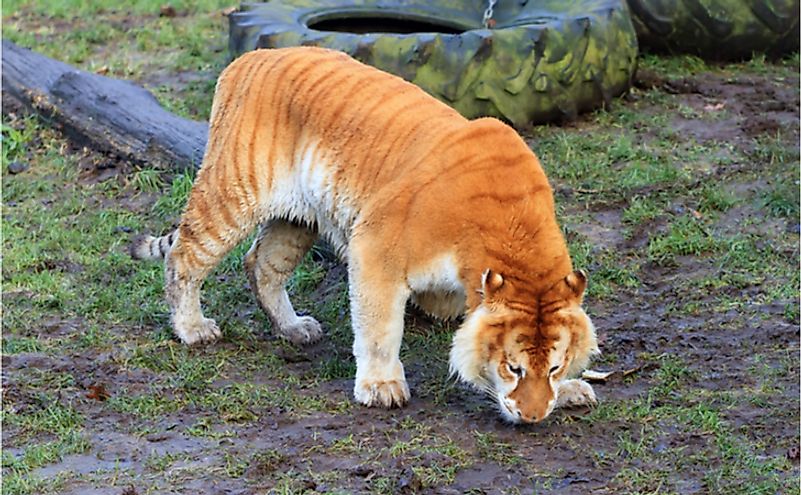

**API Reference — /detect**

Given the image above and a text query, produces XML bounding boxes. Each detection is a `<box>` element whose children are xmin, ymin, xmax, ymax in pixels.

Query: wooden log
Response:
<box><xmin>1</xmin><ymin>39</ymin><xmax>208</xmax><ymax>170</ymax></box>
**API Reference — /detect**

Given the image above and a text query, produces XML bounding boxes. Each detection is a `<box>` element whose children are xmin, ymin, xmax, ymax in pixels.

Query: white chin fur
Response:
<box><xmin>497</xmin><ymin>393</ymin><xmax>522</xmax><ymax>424</ymax></box>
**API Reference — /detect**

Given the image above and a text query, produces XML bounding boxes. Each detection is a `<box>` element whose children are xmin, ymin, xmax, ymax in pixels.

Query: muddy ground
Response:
<box><xmin>2</xmin><ymin>44</ymin><xmax>800</xmax><ymax>495</ymax></box>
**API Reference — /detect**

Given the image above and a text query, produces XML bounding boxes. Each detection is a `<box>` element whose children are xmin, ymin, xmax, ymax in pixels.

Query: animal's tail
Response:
<box><xmin>130</xmin><ymin>231</ymin><xmax>177</xmax><ymax>261</ymax></box>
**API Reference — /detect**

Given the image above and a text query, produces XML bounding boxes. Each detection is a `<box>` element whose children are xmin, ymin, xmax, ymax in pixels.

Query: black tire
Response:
<box><xmin>627</xmin><ymin>0</ymin><xmax>799</xmax><ymax>60</ymax></box>
<box><xmin>229</xmin><ymin>1</ymin><xmax>638</xmax><ymax>126</ymax></box>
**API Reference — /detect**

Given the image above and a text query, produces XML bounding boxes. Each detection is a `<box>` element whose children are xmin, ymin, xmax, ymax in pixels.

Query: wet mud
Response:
<box><xmin>3</xmin><ymin>67</ymin><xmax>799</xmax><ymax>494</ymax></box>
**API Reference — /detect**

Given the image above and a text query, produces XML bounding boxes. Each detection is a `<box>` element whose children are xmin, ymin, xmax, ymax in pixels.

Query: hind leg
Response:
<box><xmin>166</xmin><ymin>232</ymin><xmax>246</xmax><ymax>345</ymax></box>
<box><xmin>165</xmin><ymin>184</ymin><xmax>258</xmax><ymax>345</ymax></box>
<box><xmin>244</xmin><ymin>220</ymin><xmax>322</xmax><ymax>344</ymax></box>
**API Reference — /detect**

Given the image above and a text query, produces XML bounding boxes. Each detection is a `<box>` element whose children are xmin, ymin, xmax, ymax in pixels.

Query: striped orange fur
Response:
<box><xmin>131</xmin><ymin>47</ymin><xmax>599</xmax><ymax>423</ymax></box>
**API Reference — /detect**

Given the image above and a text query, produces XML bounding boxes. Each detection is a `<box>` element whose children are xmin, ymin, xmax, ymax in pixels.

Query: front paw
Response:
<box><xmin>556</xmin><ymin>379</ymin><xmax>597</xmax><ymax>408</ymax></box>
<box><xmin>354</xmin><ymin>377</ymin><xmax>410</xmax><ymax>408</ymax></box>
<box><xmin>276</xmin><ymin>316</ymin><xmax>323</xmax><ymax>345</ymax></box>
<box><xmin>176</xmin><ymin>317</ymin><xmax>221</xmax><ymax>345</ymax></box>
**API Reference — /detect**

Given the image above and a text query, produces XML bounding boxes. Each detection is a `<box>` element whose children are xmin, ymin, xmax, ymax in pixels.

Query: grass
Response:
<box><xmin>2</xmin><ymin>401</ymin><xmax>91</xmax><ymax>495</ymax></box>
<box><xmin>565</xmin><ymin>236</ymin><xmax>641</xmax><ymax>299</ymax></box>
<box><xmin>107</xmin><ymin>391</ymin><xmax>185</xmax><ymax>420</ymax></box>
<box><xmin>473</xmin><ymin>431</ymin><xmax>523</xmax><ymax>466</ymax></box>
<box><xmin>4</xmin><ymin>0</ymin><xmax>231</xmax><ymax>120</ymax></box>
<box><xmin>3</xmin><ymin>86</ymin><xmax>798</xmax><ymax>494</ymax></box>
<box><xmin>647</xmin><ymin>215</ymin><xmax>720</xmax><ymax>263</ymax></box>
<box><xmin>760</xmin><ymin>181</ymin><xmax>799</xmax><ymax>218</ymax></box>
<box><xmin>584</xmin><ymin>378</ymin><xmax>795</xmax><ymax>494</ymax></box>
<box><xmin>622</xmin><ymin>195</ymin><xmax>665</xmax><ymax>227</ymax></box>
<box><xmin>2</xmin><ymin>3</ymin><xmax>799</xmax><ymax>493</ymax></box>
<box><xmin>4</xmin><ymin>433</ymin><xmax>91</xmax><ymax>472</ymax></box>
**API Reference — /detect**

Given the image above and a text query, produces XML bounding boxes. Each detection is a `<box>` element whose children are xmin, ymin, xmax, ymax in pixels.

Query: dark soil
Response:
<box><xmin>3</xmin><ymin>64</ymin><xmax>799</xmax><ymax>494</ymax></box>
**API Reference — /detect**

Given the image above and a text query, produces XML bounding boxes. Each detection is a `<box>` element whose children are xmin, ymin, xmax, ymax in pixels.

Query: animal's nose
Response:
<box><xmin>521</xmin><ymin>410</ymin><xmax>544</xmax><ymax>423</ymax></box>
<box><xmin>504</xmin><ymin>398</ymin><xmax>526</xmax><ymax>423</ymax></box>
<box><xmin>505</xmin><ymin>398</ymin><xmax>549</xmax><ymax>423</ymax></box>
<box><xmin>522</xmin><ymin>400</ymin><xmax>555</xmax><ymax>423</ymax></box>
<box><xmin>514</xmin><ymin>407</ymin><xmax>541</xmax><ymax>423</ymax></box>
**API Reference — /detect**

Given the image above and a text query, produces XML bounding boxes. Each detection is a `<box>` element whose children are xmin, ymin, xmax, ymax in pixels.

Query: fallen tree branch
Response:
<box><xmin>1</xmin><ymin>39</ymin><xmax>208</xmax><ymax>170</ymax></box>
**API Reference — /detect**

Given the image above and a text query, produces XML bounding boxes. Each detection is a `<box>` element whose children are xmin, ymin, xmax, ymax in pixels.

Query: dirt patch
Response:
<box><xmin>3</xmin><ymin>59</ymin><xmax>799</xmax><ymax>494</ymax></box>
<box><xmin>635</xmin><ymin>68</ymin><xmax>800</xmax><ymax>149</ymax></box>
<box><xmin>571</xmin><ymin>209</ymin><xmax>627</xmax><ymax>249</ymax></box>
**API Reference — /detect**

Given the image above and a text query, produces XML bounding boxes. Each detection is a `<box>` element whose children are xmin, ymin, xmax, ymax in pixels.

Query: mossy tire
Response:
<box><xmin>627</xmin><ymin>0</ymin><xmax>799</xmax><ymax>60</ymax></box>
<box><xmin>229</xmin><ymin>1</ymin><xmax>638</xmax><ymax>126</ymax></box>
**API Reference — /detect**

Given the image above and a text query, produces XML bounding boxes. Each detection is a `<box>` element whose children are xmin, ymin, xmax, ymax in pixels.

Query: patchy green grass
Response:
<box><xmin>2</xmin><ymin>3</ymin><xmax>799</xmax><ymax>493</ymax></box>
<box><xmin>3</xmin><ymin>0</ymin><xmax>231</xmax><ymax>120</ymax></box>
<box><xmin>639</xmin><ymin>53</ymin><xmax>710</xmax><ymax>77</ymax></box>
<box><xmin>582</xmin><ymin>363</ymin><xmax>796</xmax><ymax>495</ymax></box>
<box><xmin>622</xmin><ymin>194</ymin><xmax>665</xmax><ymax>227</ymax></box>
<box><xmin>2</xmin><ymin>400</ymin><xmax>90</xmax><ymax>495</ymax></box>
<box><xmin>647</xmin><ymin>215</ymin><xmax>720</xmax><ymax>263</ymax></box>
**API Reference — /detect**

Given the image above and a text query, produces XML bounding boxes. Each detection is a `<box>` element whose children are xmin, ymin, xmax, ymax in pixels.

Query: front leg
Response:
<box><xmin>348</xmin><ymin>253</ymin><xmax>411</xmax><ymax>408</ymax></box>
<box><xmin>556</xmin><ymin>379</ymin><xmax>597</xmax><ymax>408</ymax></box>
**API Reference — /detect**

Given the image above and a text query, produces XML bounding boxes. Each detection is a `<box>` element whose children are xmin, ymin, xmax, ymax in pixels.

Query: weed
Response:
<box><xmin>759</xmin><ymin>181</ymin><xmax>799</xmax><ymax>218</ymax></box>
<box><xmin>696</xmin><ymin>183</ymin><xmax>737</xmax><ymax>213</ymax></box>
<box><xmin>622</xmin><ymin>195</ymin><xmax>665</xmax><ymax>226</ymax></box>
<box><xmin>153</xmin><ymin>169</ymin><xmax>195</xmax><ymax>218</ymax></box>
<box><xmin>107</xmin><ymin>391</ymin><xmax>184</xmax><ymax>419</ymax></box>
<box><xmin>1</xmin><ymin>115</ymin><xmax>37</xmax><ymax>165</ymax></box>
<box><xmin>648</xmin><ymin>215</ymin><xmax>720</xmax><ymax>264</ymax></box>
<box><xmin>130</xmin><ymin>168</ymin><xmax>165</xmax><ymax>194</ymax></box>
<box><xmin>473</xmin><ymin>431</ymin><xmax>522</xmax><ymax>466</ymax></box>
<box><xmin>249</xmin><ymin>449</ymin><xmax>286</xmax><ymax>475</ymax></box>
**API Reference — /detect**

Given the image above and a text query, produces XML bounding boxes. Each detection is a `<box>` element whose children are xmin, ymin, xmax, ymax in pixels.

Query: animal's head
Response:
<box><xmin>450</xmin><ymin>269</ymin><xmax>598</xmax><ymax>423</ymax></box>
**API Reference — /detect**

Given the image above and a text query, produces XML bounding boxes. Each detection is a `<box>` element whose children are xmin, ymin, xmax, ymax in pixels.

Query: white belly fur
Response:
<box><xmin>265</xmin><ymin>143</ymin><xmax>466</xmax><ymax>320</ymax></box>
<box><xmin>408</xmin><ymin>254</ymin><xmax>466</xmax><ymax>320</ymax></box>
<box><xmin>267</xmin><ymin>141</ymin><xmax>355</xmax><ymax>258</ymax></box>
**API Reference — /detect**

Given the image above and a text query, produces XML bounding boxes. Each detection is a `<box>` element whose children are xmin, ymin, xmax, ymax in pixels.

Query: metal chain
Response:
<box><xmin>482</xmin><ymin>0</ymin><xmax>498</xmax><ymax>28</ymax></box>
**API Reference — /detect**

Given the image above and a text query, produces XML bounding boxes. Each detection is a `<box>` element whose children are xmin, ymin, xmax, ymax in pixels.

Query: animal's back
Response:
<box><xmin>205</xmin><ymin>47</ymin><xmax>567</xmax><ymax>290</ymax></box>
<box><xmin>195</xmin><ymin>47</ymin><xmax>483</xmax><ymax>251</ymax></box>
<box><xmin>209</xmin><ymin>48</ymin><xmax>465</xmax><ymax>203</ymax></box>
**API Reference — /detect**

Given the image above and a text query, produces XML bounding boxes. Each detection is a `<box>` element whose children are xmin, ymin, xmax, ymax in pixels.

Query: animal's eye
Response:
<box><xmin>507</xmin><ymin>363</ymin><xmax>524</xmax><ymax>378</ymax></box>
<box><xmin>549</xmin><ymin>365</ymin><xmax>560</xmax><ymax>375</ymax></box>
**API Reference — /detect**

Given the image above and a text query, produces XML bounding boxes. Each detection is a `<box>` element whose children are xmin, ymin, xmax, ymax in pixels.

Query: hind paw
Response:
<box><xmin>276</xmin><ymin>316</ymin><xmax>323</xmax><ymax>345</ymax></box>
<box><xmin>176</xmin><ymin>317</ymin><xmax>221</xmax><ymax>345</ymax></box>
<box><xmin>556</xmin><ymin>379</ymin><xmax>597</xmax><ymax>408</ymax></box>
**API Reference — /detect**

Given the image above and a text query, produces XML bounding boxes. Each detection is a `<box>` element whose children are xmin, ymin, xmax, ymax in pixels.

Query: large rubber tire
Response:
<box><xmin>229</xmin><ymin>1</ymin><xmax>638</xmax><ymax>126</ymax></box>
<box><xmin>627</xmin><ymin>0</ymin><xmax>799</xmax><ymax>60</ymax></box>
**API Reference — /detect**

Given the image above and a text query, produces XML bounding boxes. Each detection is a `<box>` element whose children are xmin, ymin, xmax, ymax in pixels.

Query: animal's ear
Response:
<box><xmin>480</xmin><ymin>269</ymin><xmax>504</xmax><ymax>298</ymax></box>
<box><xmin>564</xmin><ymin>270</ymin><xmax>587</xmax><ymax>300</ymax></box>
